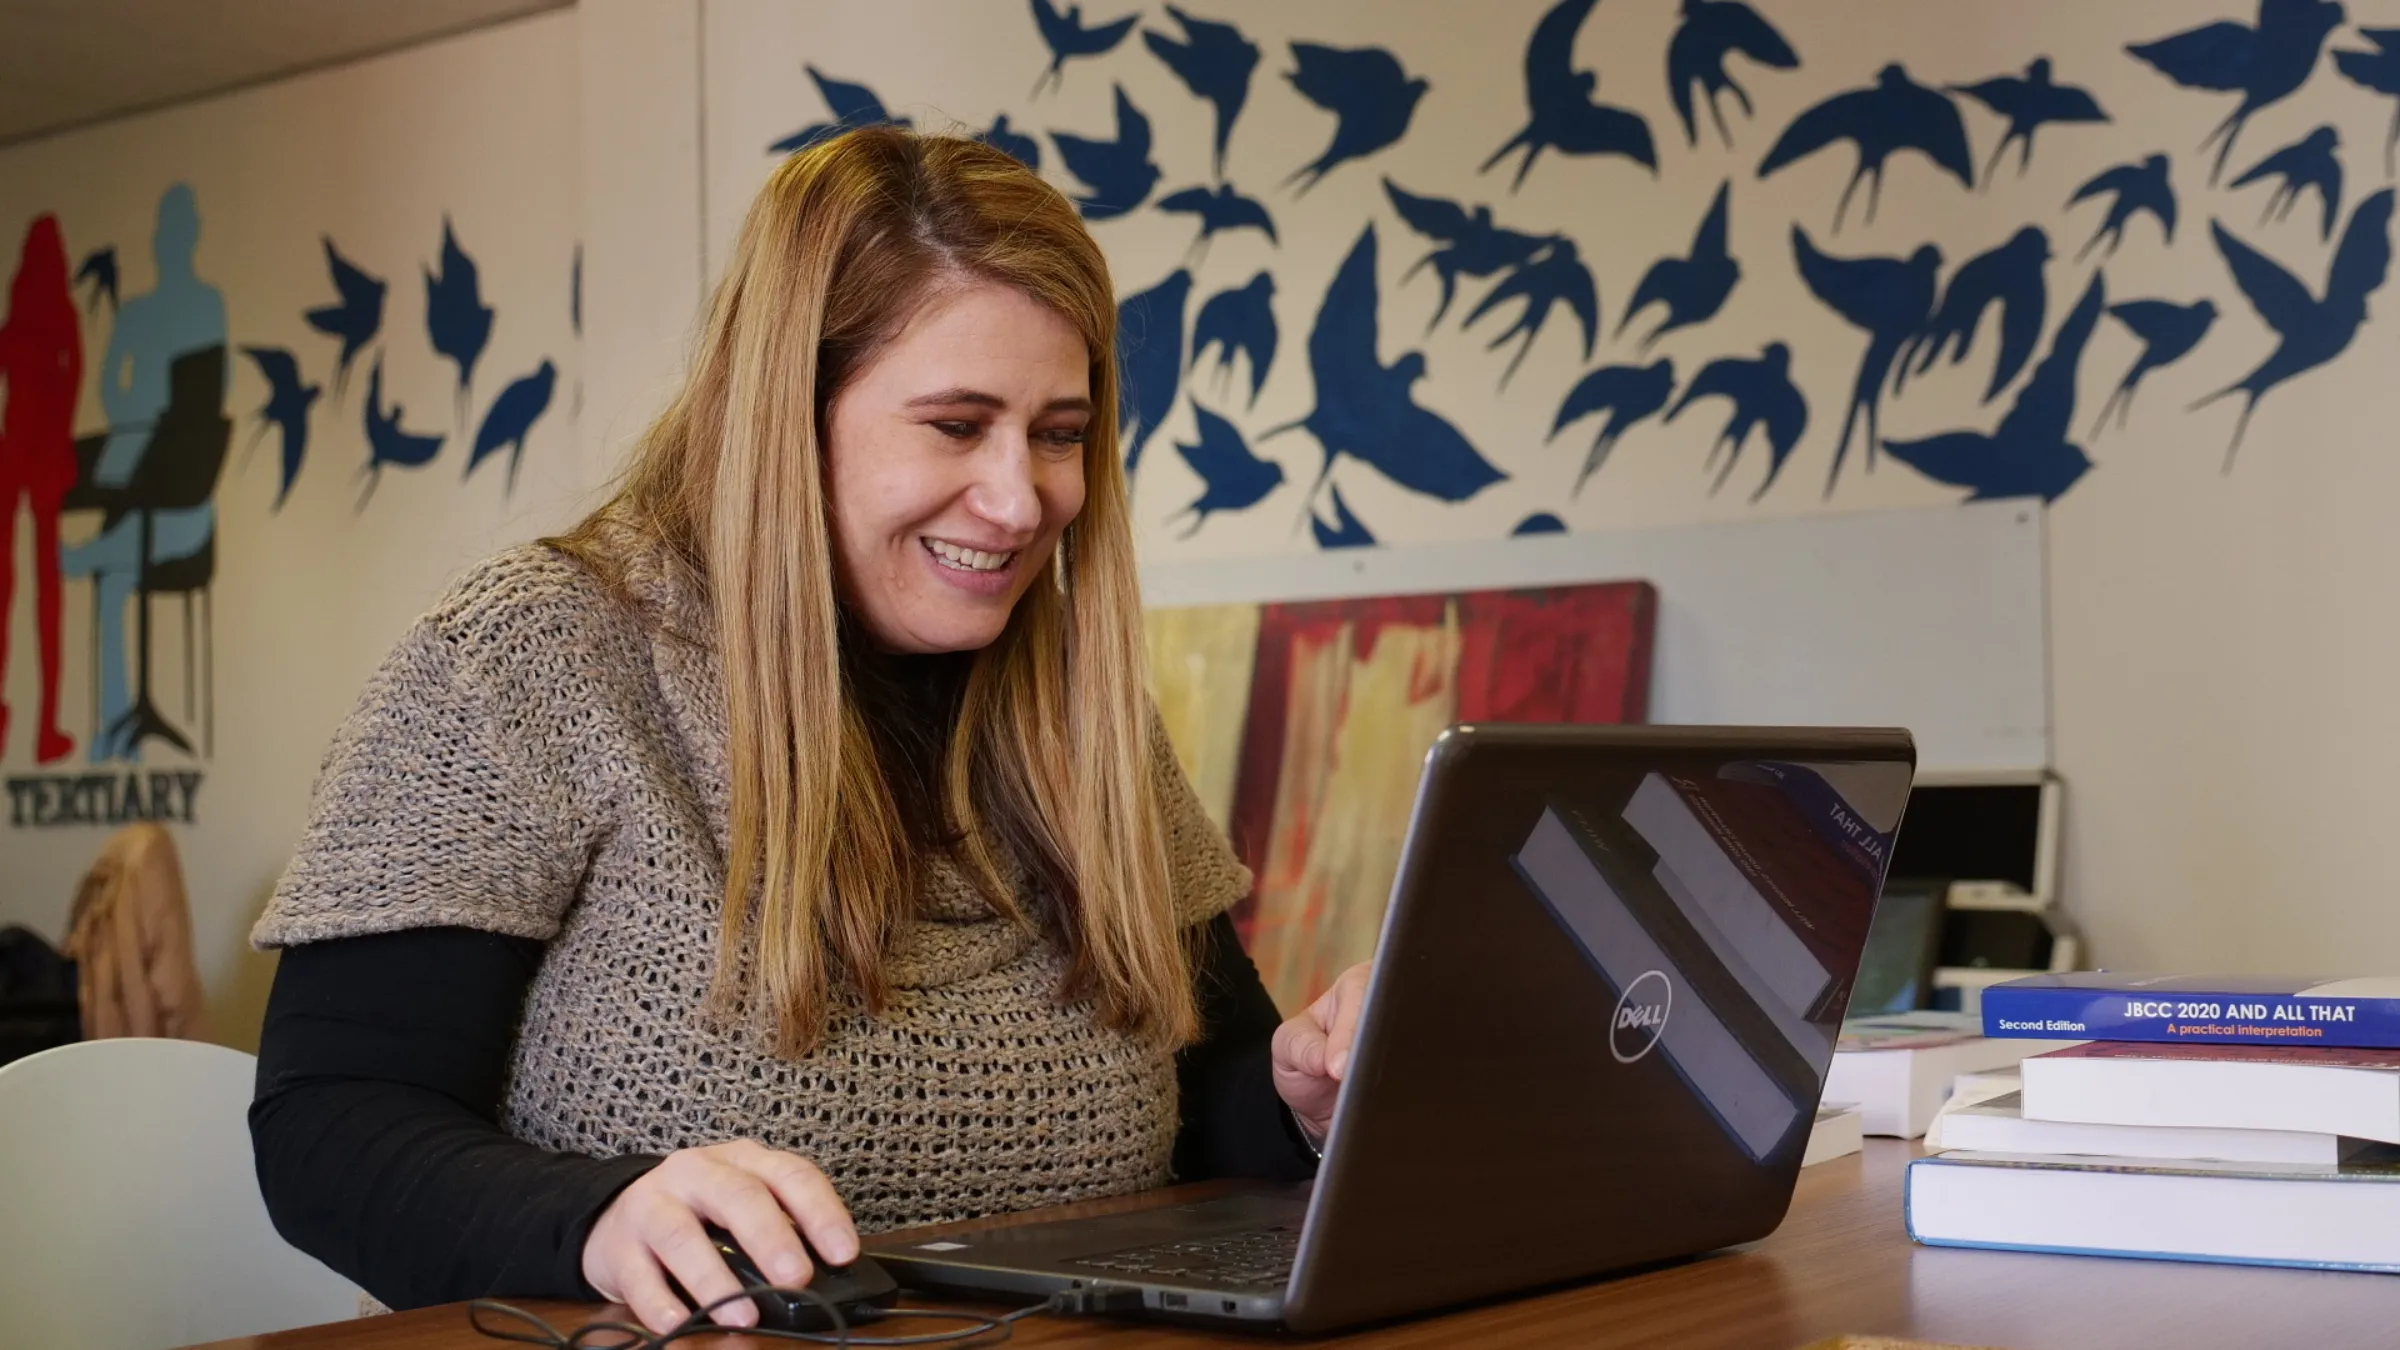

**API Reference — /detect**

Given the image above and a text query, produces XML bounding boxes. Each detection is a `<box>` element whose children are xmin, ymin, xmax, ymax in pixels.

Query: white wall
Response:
<box><xmin>576</xmin><ymin>0</ymin><xmax>704</xmax><ymax>478</ymax></box>
<box><xmin>0</xmin><ymin>10</ymin><xmax>590</xmax><ymax>1043</ymax></box>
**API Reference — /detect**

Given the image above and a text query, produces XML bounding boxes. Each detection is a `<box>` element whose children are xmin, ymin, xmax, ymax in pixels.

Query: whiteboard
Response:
<box><xmin>1139</xmin><ymin>498</ymin><xmax>2048</xmax><ymax>773</ymax></box>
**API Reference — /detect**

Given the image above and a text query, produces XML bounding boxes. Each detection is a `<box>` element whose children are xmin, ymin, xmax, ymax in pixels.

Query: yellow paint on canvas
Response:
<box><xmin>1248</xmin><ymin>606</ymin><xmax>1461</xmax><ymax>1010</ymax></box>
<box><xmin>1143</xmin><ymin>604</ymin><xmax>1262</xmax><ymax>829</ymax></box>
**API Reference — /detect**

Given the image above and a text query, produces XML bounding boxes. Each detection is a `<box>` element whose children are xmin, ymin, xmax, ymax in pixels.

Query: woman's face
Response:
<box><xmin>824</xmin><ymin>279</ymin><xmax>1092</xmax><ymax>654</ymax></box>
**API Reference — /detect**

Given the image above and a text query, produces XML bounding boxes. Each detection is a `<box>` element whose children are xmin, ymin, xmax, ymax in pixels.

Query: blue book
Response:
<box><xmin>1982</xmin><ymin>974</ymin><xmax>2400</xmax><ymax>1048</ymax></box>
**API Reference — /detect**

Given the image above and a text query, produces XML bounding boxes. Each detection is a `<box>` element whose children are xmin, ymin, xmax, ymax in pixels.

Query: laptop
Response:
<box><xmin>867</xmin><ymin>723</ymin><xmax>1917</xmax><ymax>1333</ymax></box>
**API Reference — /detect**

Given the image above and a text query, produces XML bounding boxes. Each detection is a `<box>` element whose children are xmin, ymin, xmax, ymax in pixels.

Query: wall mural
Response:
<box><xmin>734</xmin><ymin>0</ymin><xmax>2400</xmax><ymax>547</ymax></box>
<box><xmin>0</xmin><ymin>181</ymin><xmax>565</xmax><ymax>814</ymax></box>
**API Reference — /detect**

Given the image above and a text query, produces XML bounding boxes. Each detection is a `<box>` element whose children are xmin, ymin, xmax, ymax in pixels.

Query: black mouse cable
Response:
<box><xmin>468</xmin><ymin>1282</ymin><xmax>1140</xmax><ymax>1349</ymax></box>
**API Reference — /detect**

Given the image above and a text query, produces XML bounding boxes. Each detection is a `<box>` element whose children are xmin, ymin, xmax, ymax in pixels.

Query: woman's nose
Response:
<box><xmin>966</xmin><ymin>435</ymin><xmax>1044</xmax><ymax>536</ymax></box>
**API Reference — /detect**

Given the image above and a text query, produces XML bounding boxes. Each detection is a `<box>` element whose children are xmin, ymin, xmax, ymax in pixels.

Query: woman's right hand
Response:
<box><xmin>581</xmin><ymin>1139</ymin><xmax>860</xmax><ymax>1334</ymax></box>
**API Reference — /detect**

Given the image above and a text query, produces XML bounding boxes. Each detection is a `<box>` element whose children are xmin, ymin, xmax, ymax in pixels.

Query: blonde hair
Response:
<box><xmin>551</xmin><ymin>127</ymin><xmax>1191</xmax><ymax>1055</ymax></box>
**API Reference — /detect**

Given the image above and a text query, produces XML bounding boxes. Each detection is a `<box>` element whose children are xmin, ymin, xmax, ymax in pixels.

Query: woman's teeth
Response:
<box><xmin>926</xmin><ymin>539</ymin><xmax>1014</xmax><ymax>573</ymax></box>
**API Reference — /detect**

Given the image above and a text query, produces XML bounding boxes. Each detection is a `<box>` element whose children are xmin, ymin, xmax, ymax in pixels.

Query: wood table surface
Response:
<box><xmin>189</xmin><ymin>1140</ymin><xmax>2400</xmax><ymax>1349</ymax></box>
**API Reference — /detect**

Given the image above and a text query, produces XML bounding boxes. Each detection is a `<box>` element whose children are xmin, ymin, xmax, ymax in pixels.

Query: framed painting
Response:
<box><xmin>1147</xmin><ymin>581</ymin><xmax>1657</xmax><ymax>1010</ymax></box>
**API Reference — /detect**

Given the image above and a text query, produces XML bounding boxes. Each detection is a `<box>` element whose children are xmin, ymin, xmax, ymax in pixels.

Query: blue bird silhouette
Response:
<box><xmin>1951</xmin><ymin>58</ymin><xmax>2109</xmax><ymax>184</ymax></box>
<box><xmin>1191</xmin><ymin>272</ymin><xmax>1278</xmax><ymax>408</ymax></box>
<box><xmin>1486</xmin><ymin>0</ymin><xmax>1657</xmax><ymax>191</ymax></box>
<box><xmin>305</xmin><ymin>236</ymin><xmax>386</xmax><ymax>400</ymax></box>
<box><xmin>1665</xmin><ymin>342</ymin><xmax>1808</xmax><ymax>501</ymax></box>
<box><xmin>469</xmin><ymin>360</ymin><xmax>557</xmax><ymax>493</ymax></box>
<box><xmin>977</xmin><ymin>113</ymin><xmax>1042</xmax><ymax>170</ymax></box>
<box><xmin>1030</xmin><ymin>0</ymin><xmax>1138</xmax><ymax>98</ymax></box>
<box><xmin>1311</xmin><ymin>483</ymin><xmax>1377</xmax><ymax>549</ymax></box>
<box><xmin>1464</xmin><ymin>238</ymin><xmax>1599</xmax><ymax>387</ymax></box>
<box><xmin>425</xmin><ymin>217</ymin><xmax>493</xmax><ymax>423</ymax></box>
<box><xmin>2127</xmin><ymin>0</ymin><xmax>2345</xmax><ymax>185</ymax></box>
<box><xmin>1285</xmin><ymin>43</ymin><xmax>1428</xmax><ymax>194</ymax></box>
<box><xmin>359</xmin><ymin>356</ymin><xmax>444</xmax><ymax>508</ymax></box>
<box><xmin>1381</xmin><ymin>180</ymin><xmax>1554</xmax><ymax>331</ymax></box>
<box><xmin>1169</xmin><ymin>402</ymin><xmax>1285</xmax><ymax>538</ymax></box>
<box><xmin>2198</xmin><ymin>189</ymin><xmax>2394</xmax><ymax>469</ymax></box>
<box><xmin>1264</xmin><ymin>226</ymin><xmax>1506</xmax><ymax>522</ymax></box>
<box><xmin>1052</xmin><ymin>85</ymin><xmax>1161</xmax><ymax>221</ymax></box>
<box><xmin>74</xmin><ymin>247</ymin><xmax>117</xmax><ymax>315</ymax></box>
<box><xmin>2230</xmin><ymin>125</ymin><xmax>2342</xmax><ymax>242</ymax></box>
<box><xmin>2333</xmin><ymin>29</ymin><xmax>2400</xmax><ymax>175</ymax></box>
<box><xmin>1792</xmin><ymin>226</ymin><xmax>1942</xmax><ymax>496</ymax></box>
<box><xmin>2094</xmin><ymin>298</ymin><xmax>2218</xmax><ymax>435</ymax></box>
<box><xmin>1618</xmin><ymin>182</ymin><xmax>1738</xmax><ymax>351</ymax></box>
<box><xmin>1667</xmin><ymin>0</ymin><xmax>1799</xmax><ymax>149</ymax></box>
<box><xmin>1760</xmin><ymin>64</ymin><xmax>1974</xmax><ymax>231</ymax></box>
<box><xmin>2067</xmin><ymin>154</ymin><xmax>2176</xmax><ymax>261</ymax></box>
<box><xmin>769</xmin><ymin>67</ymin><xmax>911</xmax><ymax>154</ymax></box>
<box><xmin>1116</xmin><ymin>268</ymin><xmax>1191</xmax><ymax>474</ymax></box>
<box><xmin>1552</xmin><ymin>359</ymin><xmax>1676</xmax><ymax>493</ymax></box>
<box><xmin>1899</xmin><ymin>226</ymin><xmax>2049</xmax><ymax>403</ymax></box>
<box><xmin>1145</xmin><ymin>6</ymin><xmax>1259</xmax><ymax>177</ymax></box>
<box><xmin>1156</xmin><ymin>183</ymin><xmax>1277</xmax><ymax>259</ymax></box>
<box><xmin>241</xmin><ymin>345</ymin><xmax>319</xmax><ymax>511</ymax></box>
<box><xmin>1885</xmin><ymin>273</ymin><xmax>2106</xmax><ymax>504</ymax></box>
<box><xmin>1513</xmin><ymin>512</ymin><xmax>1568</xmax><ymax>535</ymax></box>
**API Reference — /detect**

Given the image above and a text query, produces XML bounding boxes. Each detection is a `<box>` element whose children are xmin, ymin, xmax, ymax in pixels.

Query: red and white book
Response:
<box><xmin>2019</xmin><ymin>1042</ymin><xmax>2400</xmax><ymax>1144</ymax></box>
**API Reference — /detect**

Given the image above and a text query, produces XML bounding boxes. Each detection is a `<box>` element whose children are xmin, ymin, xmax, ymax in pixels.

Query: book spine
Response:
<box><xmin>1982</xmin><ymin>986</ymin><xmax>2400</xmax><ymax>1047</ymax></box>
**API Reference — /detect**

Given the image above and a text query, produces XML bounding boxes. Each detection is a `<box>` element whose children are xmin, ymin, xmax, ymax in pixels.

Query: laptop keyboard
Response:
<box><xmin>1066</xmin><ymin>1225</ymin><xmax>1300</xmax><ymax>1289</ymax></box>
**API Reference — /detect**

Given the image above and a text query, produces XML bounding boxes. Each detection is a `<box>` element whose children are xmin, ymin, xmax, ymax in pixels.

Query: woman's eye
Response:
<box><xmin>1039</xmin><ymin>427</ymin><xmax>1090</xmax><ymax>451</ymax></box>
<box><xmin>932</xmin><ymin>420</ymin><xmax>979</xmax><ymax>440</ymax></box>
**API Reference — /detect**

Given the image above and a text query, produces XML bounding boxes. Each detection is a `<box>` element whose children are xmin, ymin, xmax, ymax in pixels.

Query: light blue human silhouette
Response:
<box><xmin>63</xmin><ymin>183</ymin><xmax>226</xmax><ymax>762</ymax></box>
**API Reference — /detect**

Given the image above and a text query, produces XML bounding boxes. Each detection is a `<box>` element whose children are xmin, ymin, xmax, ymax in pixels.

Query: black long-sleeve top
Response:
<box><xmin>250</xmin><ymin>911</ymin><xmax>1315</xmax><ymax>1312</ymax></box>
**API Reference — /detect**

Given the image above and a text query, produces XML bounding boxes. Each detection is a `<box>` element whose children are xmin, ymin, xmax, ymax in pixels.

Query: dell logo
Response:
<box><xmin>1610</xmin><ymin>970</ymin><xmax>1672</xmax><ymax>1064</ymax></box>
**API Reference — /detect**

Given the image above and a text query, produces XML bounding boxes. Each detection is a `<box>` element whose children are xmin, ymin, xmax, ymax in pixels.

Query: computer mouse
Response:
<box><xmin>688</xmin><ymin>1223</ymin><xmax>902</xmax><ymax>1332</ymax></box>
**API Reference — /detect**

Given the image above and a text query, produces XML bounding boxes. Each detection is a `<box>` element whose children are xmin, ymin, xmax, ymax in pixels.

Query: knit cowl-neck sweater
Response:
<box><xmin>251</xmin><ymin>541</ymin><xmax>1251</xmax><ymax>1234</ymax></box>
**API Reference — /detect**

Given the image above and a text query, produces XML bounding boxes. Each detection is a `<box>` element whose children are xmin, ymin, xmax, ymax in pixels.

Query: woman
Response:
<box><xmin>249</xmin><ymin>127</ymin><xmax>1370</xmax><ymax>1335</ymax></box>
<box><xmin>0</xmin><ymin>213</ymin><xmax>82</xmax><ymax>765</ymax></box>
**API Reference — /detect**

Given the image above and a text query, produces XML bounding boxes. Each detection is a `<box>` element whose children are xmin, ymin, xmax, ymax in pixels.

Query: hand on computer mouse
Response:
<box><xmin>1272</xmin><ymin>960</ymin><xmax>1372</xmax><ymax>1141</ymax></box>
<box><xmin>581</xmin><ymin>1139</ymin><xmax>860</xmax><ymax>1335</ymax></box>
<box><xmin>700</xmin><ymin>1224</ymin><xmax>901</xmax><ymax>1333</ymax></box>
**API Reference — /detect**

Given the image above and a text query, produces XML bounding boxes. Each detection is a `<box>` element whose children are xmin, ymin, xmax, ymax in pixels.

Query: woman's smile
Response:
<box><xmin>920</xmin><ymin>535</ymin><xmax>1021</xmax><ymax>595</ymax></box>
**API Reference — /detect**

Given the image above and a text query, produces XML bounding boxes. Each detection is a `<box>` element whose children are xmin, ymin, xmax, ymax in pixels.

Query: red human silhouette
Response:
<box><xmin>0</xmin><ymin>214</ymin><xmax>83</xmax><ymax>764</ymax></box>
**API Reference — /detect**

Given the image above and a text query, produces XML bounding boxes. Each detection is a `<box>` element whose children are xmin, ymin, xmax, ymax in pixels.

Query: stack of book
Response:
<box><xmin>1823</xmin><ymin>1011</ymin><xmax>2079</xmax><ymax>1138</ymax></box>
<box><xmin>1907</xmin><ymin>974</ymin><xmax>2400</xmax><ymax>1271</ymax></box>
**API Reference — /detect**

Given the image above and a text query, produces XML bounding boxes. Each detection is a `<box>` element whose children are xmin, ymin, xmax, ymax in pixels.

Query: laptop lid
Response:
<box><xmin>1282</xmin><ymin>723</ymin><xmax>1914</xmax><ymax>1332</ymax></box>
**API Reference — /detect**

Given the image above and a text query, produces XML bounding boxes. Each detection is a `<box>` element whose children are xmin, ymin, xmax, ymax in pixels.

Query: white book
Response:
<box><xmin>1908</xmin><ymin>1150</ymin><xmax>2400</xmax><ymax>1272</ymax></box>
<box><xmin>1824</xmin><ymin>1014</ymin><xmax>2079</xmax><ymax>1138</ymax></box>
<box><xmin>2019</xmin><ymin>1043</ymin><xmax>2400</xmax><ymax>1144</ymax></box>
<box><xmin>1802</xmin><ymin>1103</ymin><xmax>1863</xmax><ymax>1166</ymax></box>
<box><xmin>1942</xmin><ymin>1090</ymin><xmax>2371</xmax><ymax>1165</ymax></box>
<box><xmin>1921</xmin><ymin>1069</ymin><xmax>2023</xmax><ymax>1150</ymax></box>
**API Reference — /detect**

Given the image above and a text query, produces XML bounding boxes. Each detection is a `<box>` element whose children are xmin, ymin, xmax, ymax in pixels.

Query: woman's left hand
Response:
<box><xmin>1271</xmin><ymin>961</ymin><xmax>1372</xmax><ymax>1144</ymax></box>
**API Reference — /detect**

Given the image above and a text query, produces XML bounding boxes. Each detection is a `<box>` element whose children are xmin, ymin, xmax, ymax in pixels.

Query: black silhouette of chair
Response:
<box><xmin>64</xmin><ymin>346</ymin><xmax>229</xmax><ymax>759</ymax></box>
<box><xmin>145</xmin><ymin>531</ymin><xmax>215</xmax><ymax>758</ymax></box>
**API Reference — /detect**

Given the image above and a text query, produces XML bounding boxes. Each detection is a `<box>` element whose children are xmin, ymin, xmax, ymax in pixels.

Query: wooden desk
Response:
<box><xmin>191</xmin><ymin>1140</ymin><xmax>2400</xmax><ymax>1349</ymax></box>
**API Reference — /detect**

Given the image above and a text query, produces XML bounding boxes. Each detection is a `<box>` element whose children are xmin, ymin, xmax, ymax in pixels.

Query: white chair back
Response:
<box><xmin>0</xmin><ymin>1038</ymin><xmax>358</xmax><ymax>1349</ymax></box>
